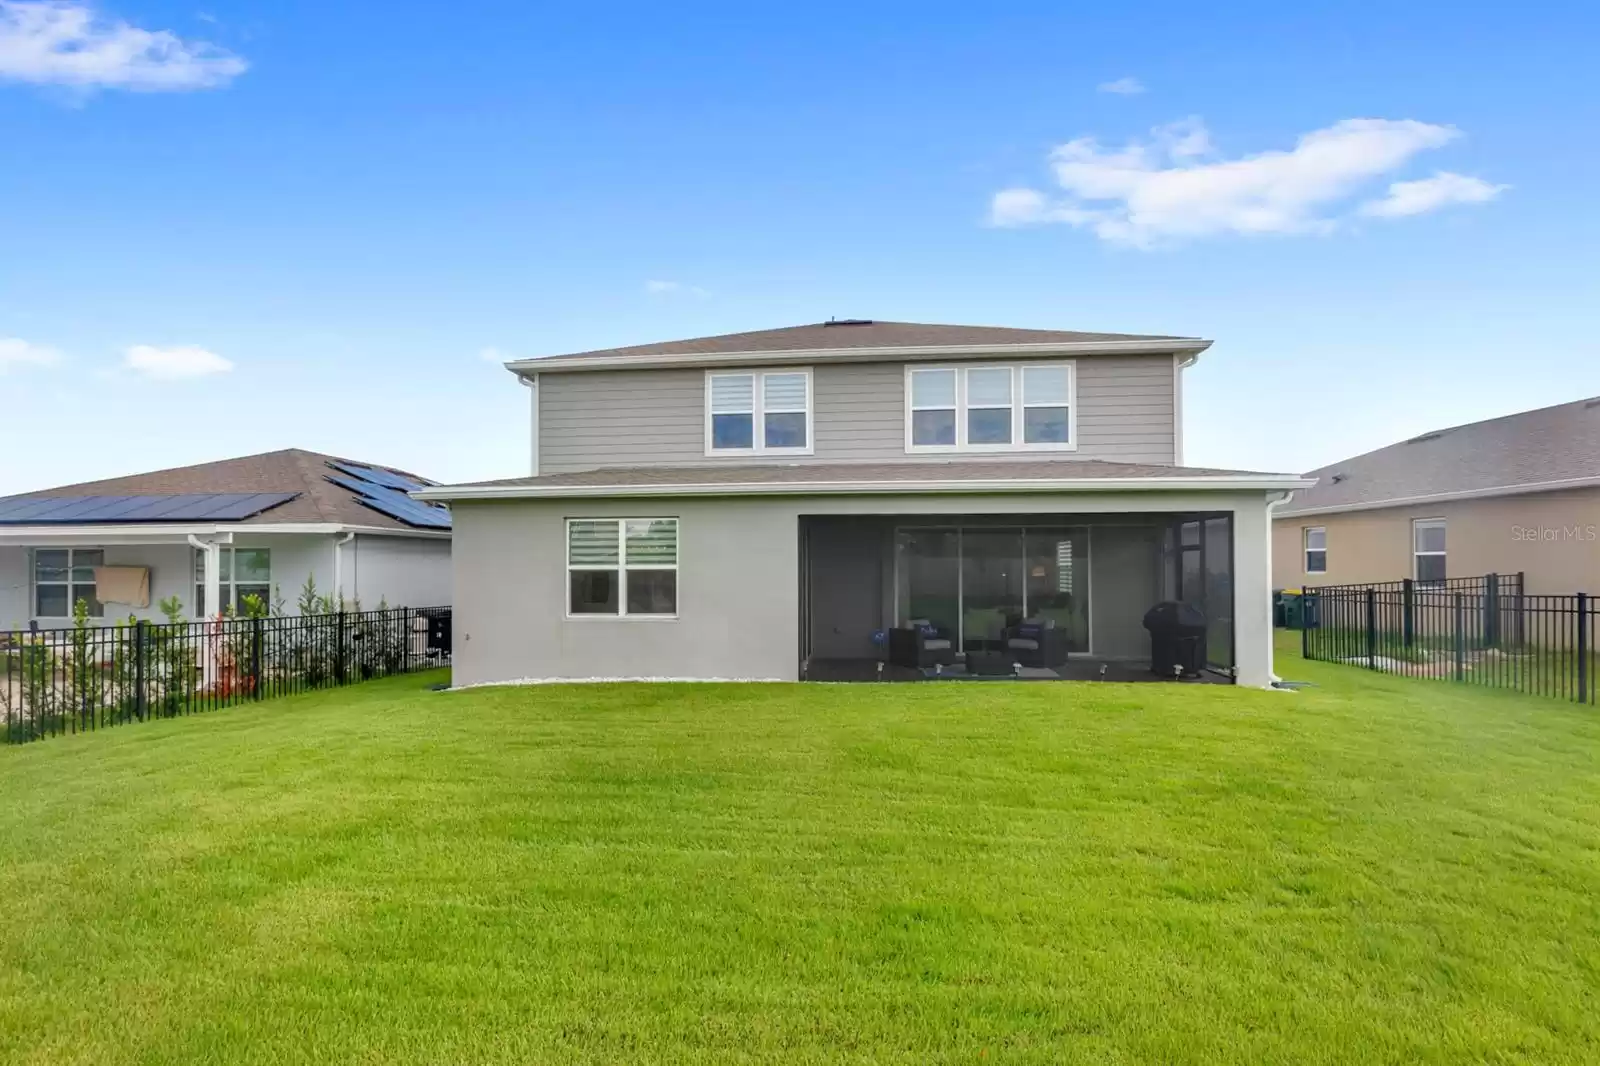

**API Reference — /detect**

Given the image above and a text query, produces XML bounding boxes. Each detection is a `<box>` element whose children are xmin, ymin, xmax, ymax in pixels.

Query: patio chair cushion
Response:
<box><xmin>923</xmin><ymin>638</ymin><xmax>952</xmax><ymax>651</ymax></box>
<box><xmin>1007</xmin><ymin>637</ymin><xmax>1039</xmax><ymax>651</ymax></box>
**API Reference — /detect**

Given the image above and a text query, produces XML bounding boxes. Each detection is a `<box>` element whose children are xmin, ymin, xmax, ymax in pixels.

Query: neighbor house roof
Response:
<box><xmin>415</xmin><ymin>459</ymin><xmax>1308</xmax><ymax>501</ymax></box>
<box><xmin>0</xmin><ymin>449</ymin><xmax>447</xmax><ymax>532</ymax></box>
<box><xmin>1279</xmin><ymin>396</ymin><xmax>1600</xmax><ymax>516</ymax></box>
<box><xmin>505</xmin><ymin>320</ymin><xmax>1211</xmax><ymax>373</ymax></box>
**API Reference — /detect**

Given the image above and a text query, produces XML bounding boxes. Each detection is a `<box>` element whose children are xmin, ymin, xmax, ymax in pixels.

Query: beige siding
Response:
<box><xmin>1272</xmin><ymin>488</ymin><xmax>1600</xmax><ymax>595</ymax></box>
<box><xmin>537</xmin><ymin>354</ymin><xmax>1177</xmax><ymax>474</ymax></box>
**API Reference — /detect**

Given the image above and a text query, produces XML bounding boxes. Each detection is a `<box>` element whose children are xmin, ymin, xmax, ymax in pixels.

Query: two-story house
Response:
<box><xmin>417</xmin><ymin>320</ymin><xmax>1308</xmax><ymax>687</ymax></box>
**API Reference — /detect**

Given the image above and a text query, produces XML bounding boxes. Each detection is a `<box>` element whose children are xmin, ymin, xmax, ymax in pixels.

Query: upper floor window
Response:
<box><xmin>34</xmin><ymin>548</ymin><xmax>104</xmax><ymax>618</ymax></box>
<box><xmin>1303</xmin><ymin>526</ymin><xmax>1327</xmax><ymax>574</ymax></box>
<box><xmin>905</xmin><ymin>363</ymin><xmax>1075</xmax><ymax>452</ymax></box>
<box><xmin>705</xmin><ymin>370</ymin><xmax>812</xmax><ymax>455</ymax></box>
<box><xmin>1413</xmin><ymin>519</ymin><xmax>1446</xmax><ymax>584</ymax></box>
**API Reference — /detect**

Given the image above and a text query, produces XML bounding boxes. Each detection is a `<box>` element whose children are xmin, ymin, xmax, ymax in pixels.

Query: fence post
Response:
<box><xmin>1401</xmin><ymin>578</ymin><xmax>1415</xmax><ymax>649</ymax></box>
<box><xmin>1453</xmin><ymin>593</ymin><xmax>1466</xmax><ymax>682</ymax></box>
<box><xmin>133</xmin><ymin>620</ymin><xmax>148</xmax><ymax>722</ymax></box>
<box><xmin>1515</xmin><ymin>572</ymin><xmax>1527</xmax><ymax>648</ymax></box>
<box><xmin>250</xmin><ymin>616</ymin><xmax>264</xmax><ymax>700</ymax></box>
<box><xmin>335</xmin><ymin>610</ymin><xmax>348</xmax><ymax>685</ymax></box>
<box><xmin>1365</xmin><ymin>588</ymin><xmax>1377</xmax><ymax>669</ymax></box>
<box><xmin>1484</xmin><ymin>573</ymin><xmax>1500</xmax><ymax>648</ymax></box>
<box><xmin>1299</xmin><ymin>588</ymin><xmax>1310</xmax><ymax>659</ymax></box>
<box><xmin>1578</xmin><ymin>592</ymin><xmax>1590</xmax><ymax>705</ymax></box>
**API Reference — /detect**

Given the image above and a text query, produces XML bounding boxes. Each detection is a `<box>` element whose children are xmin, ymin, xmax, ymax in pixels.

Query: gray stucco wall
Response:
<box><xmin>537</xmin><ymin>354</ymin><xmax>1177</xmax><ymax>473</ymax></box>
<box><xmin>448</xmin><ymin>488</ymin><xmax>1277</xmax><ymax>686</ymax></box>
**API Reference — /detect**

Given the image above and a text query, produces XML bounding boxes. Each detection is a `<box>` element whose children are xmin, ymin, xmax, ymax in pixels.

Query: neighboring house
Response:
<box><xmin>419</xmin><ymin>320</ymin><xmax>1308</xmax><ymax>688</ymax></box>
<box><xmin>1273</xmin><ymin>397</ymin><xmax>1600</xmax><ymax>593</ymax></box>
<box><xmin>0</xmin><ymin>449</ymin><xmax>452</xmax><ymax>629</ymax></box>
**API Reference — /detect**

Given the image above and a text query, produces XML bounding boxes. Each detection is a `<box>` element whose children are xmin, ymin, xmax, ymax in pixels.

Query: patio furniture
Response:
<box><xmin>965</xmin><ymin>649</ymin><xmax>1016</xmax><ymax>676</ymax></box>
<box><xmin>1002</xmin><ymin>617</ymin><xmax>1069</xmax><ymax>668</ymax></box>
<box><xmin>888</xmin><ymin>620</ymin><xmax>956</xmax><ymax>669</ymax></box>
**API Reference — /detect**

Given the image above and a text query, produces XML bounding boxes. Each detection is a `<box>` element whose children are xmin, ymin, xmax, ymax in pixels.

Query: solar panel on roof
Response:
<box><xmin>323</xmin><ymin>468</ymin><xmax>451</xmax><ymax>530</ymax></box>
<box><xmin>0</xmin><ymin>492</ymin><xmax>300</xmax><ymax>525</ymax></box>
<box><xmin>328</xmin><ymin>460</ymin><xmax>434</xmax><ymax>494</ymax></box>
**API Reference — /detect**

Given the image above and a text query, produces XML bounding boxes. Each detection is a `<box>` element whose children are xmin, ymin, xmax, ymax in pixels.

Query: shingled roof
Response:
<box><xmin>1280</xmin><ymin>396</ymin><xmax>1600</xmax><ymax>515</ymax></box>
<box><xmin>0</xmin><ymin>449</ymin><xmax>442</xmax><ymax>530</ymax></box>
<box><xmin>508</xmin><ymin>320</ymin><xmax>1208</xmax><ymax>371</ymax></box>
<box><xmin>417</xmin><ymin>458</ymin><xmax>1307</xmax><ymax>500</ymax></box>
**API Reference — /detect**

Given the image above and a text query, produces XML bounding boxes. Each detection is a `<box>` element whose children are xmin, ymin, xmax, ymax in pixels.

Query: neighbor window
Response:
<box><xmin>1413</xmin><ymin>519</ymin><xmax>1446</xmax><ymax>584</ymax></box>
<box><xmin>34</xmin><ymin>548</ymin><xmax>104</xmax><ymax>618</ymax></box>
<box><xmin>906</xmin><ymin>363</ymin><xmax>1075</xmax><ymax>451</ymax></box>
<box><xmin>193</xmin><ymin>547</ymin><xmax>272</xmax><ymax>616</ymax></box>
<box><xmin>567</xmin><ymin>518</ymin><xmax>679</xmax><ymax>617</ymax></box>
<box><xmin>1303</xmin><ymin>527</ymin><xmax>1327</xmax><ymax>574</ymax></box>
<box><xmin>706</xmin><ymin>370</ymin><xmax>812</xmax><ymax>454</ymax></box>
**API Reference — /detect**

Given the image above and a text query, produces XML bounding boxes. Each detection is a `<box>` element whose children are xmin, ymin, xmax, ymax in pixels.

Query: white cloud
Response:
<box><xmin>0</xmin><ymin>1</ymin><xmax>246</xmax><ymax>91</ymax></box>
<box><xmin>0</xmin><ymin>336</ymin><xmax>58</xmax><ymax>372</ymax></box>
<box><xmin>990</xmin><ymin>117</ymin><xmax>1501</xmax><ymax>246</ymax></box>
<box><xmin>1097</xmin><ymin>76</ymin><xmax>1145</xmax><ymax>95</ymax></box>
<box><xmin>1358</xmin><ymin>171</ymin><xmax>1508</xmax><ymax>218</ymax></box>
<box><xmin>644</xmin><ymin>279</ymin><xmax>709</xmax><ymax>297</ymax></box>
<box><xmin>123</xmin><ymin>344</ymin><xmax>232</xmax><ymax>379</ymax></box>
<box><xmin>479</xmin><ymin>346</ymin><xmax>516</xmax><ymax>364</ymax></box>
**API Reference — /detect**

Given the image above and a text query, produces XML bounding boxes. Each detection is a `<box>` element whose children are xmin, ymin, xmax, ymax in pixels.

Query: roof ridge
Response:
<box><xmin>287</xmin><ymin>450</ymin><xmax>343</xmax><ymax>523</ymax></box>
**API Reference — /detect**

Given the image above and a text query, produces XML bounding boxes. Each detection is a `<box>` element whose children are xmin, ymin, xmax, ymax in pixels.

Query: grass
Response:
<box><xmin>2</xmin><ymin>637</ymin><xmax>1597</xmax><ymax>1064</ymax></box>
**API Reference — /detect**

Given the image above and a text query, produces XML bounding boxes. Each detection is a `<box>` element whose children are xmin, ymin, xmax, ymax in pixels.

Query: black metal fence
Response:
<box><xmin>2</xmin><ymin>607</ymin><xmax>451</xmax><ymax>744</ymax></box>
<box><xmin>1301</xmin><ymin>573</ymin><xmax>1597</xmax><ymax>704</ymax></box>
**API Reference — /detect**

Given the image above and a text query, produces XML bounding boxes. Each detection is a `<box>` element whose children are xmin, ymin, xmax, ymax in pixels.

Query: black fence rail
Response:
<box><xmin>1301</xmin><ymin>574</ymin><xmax>1597</xmax><ymax>704</ymax></box>
<box><xmin>1</xmin><ymin>607</ymin><xmax>451</xmax><ymax>744</ymax></box>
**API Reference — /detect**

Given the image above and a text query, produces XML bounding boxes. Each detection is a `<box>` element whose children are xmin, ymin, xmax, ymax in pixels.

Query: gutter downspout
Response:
<box><xmin>1174</xmin><ymin>352</ymin><xmax>1199</xmax><ymax>467</ymax></box>
<box><xmin>1264</xmin><ymin>489</ymin><xmax>1297</xmax><ymax>683</ymax></box>
<box><xmin>333</xmin><ymin>531</ymin><xmax>356</xmax><ymax>608</ymax></box>
<box><xmin>520</xmin><ymin>373</ymin><xmax>540</xmax><ymax>476</ymax></box>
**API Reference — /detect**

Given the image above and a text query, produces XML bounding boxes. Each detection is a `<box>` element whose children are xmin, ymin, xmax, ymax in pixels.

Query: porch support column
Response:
<box><xmin>187</xmin><ymin>534</ymin><xmax>223</xmax><ymax>692</ymax></box>
<box><xmin>203</xmin><ymin>542</ymin><xmax>222</xmax><ymax>619</ymax></box>
<box><xmin>1231</xmin><ymin>497</ymin><xmax>1275</xmax><ymax>688</ymax></box>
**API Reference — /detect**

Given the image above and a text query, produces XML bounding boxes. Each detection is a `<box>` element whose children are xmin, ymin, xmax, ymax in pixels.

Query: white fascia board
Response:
<box><xmin>505</xmin><ymin>337</ymin><xmax>1212</xmax><ymax>375</ymax></box>
<box><xmin>416</xmin><ymin>474</ymin><xmax>1313</xmax><ymax>502</ymax></box>
<box><xmin>1274</xmin><ymin>476</ymin><xmax>1600</xmax><ymax>518</ymax></box>
<box><xmin>0</xmin><ymin>522</ymin><xmax>451</xmax><ymax>543</ymax></box>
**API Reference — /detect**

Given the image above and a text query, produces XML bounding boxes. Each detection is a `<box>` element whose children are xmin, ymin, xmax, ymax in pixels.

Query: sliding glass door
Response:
<box><xmin>895</xmin><ymin>525</ymin><xmax>1089</xmax><ymax>654</ymax></box>
<box><xmin>894</xmin><ymin>529</ymin><xmax>960</xmax><ymax>642</ymax></box>
<box><xmin>961</xmin><ymin>529</ymin><xmax>1023</xmax><ymax>650</ymax></box>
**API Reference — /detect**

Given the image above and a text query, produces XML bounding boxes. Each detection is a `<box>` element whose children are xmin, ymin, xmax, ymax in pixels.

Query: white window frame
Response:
<box><xmin>1303</xmin><ymin>526</ymin><xmax>1327</xmax><ymax>574</ymax></box>
<box><xmin>565</xmin><ymin>517</ymin><xmax>680</xmax><ymax>620</ymax></box>
<box><xmin>1412</xmin><ymin>518</ymin><xmax>1446</xmax><ymax>584</ymax></box>
<box><xmin>193</xmin><ymin>546</ymin><xmax>273</xmax><ymax>617</ymax></box>
<box><xmin>32</xmin><ymin>547</ymin><xmax>105</xmax><ymax>619</ymax></box>
<box><xmin>904</xmin><ymin>362</ymin><xmax>1078</xmax><ymax>454</ymax></box>
<box><xmin>703</xmin><ymin>369</ymin><xmax>814</xmax><ymax>456</ymax></box>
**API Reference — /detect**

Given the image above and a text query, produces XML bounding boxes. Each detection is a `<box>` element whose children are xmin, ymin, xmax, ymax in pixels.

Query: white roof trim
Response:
<box><xmin>0</xmin><ymin>521</ymin><xmax>451</xmax><ymax>543</ymax></box>
<box><xmin>505</xmin><ymin>337</ymin><xmax>1211</xmax><ymax>375</ymax></box>
<box><xmin>415</xmin><ymin>473</ymin><xmax>1312</xmax><ymax>502</ymax></box>
<box><xmin>1276</xmin><ymin>475</ymin><xmax>1600</xmax><ymax>518</ymax></box>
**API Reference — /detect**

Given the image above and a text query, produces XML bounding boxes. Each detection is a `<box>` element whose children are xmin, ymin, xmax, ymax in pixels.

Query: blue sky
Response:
<box><xmin>1</xmin><ymin>0</ymin><xmax>1596</xmax><ymax>494</ymax></box>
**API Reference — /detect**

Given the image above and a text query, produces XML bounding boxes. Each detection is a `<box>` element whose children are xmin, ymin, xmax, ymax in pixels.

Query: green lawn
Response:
<box><xmin>2</xmin><ymin>639</ymin><xmax>1598</xmax><ymax>1065</ymax></box>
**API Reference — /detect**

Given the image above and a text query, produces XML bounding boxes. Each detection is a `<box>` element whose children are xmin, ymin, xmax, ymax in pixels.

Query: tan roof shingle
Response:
<box><xmin>1281</xmin><ymin>396</ymin><xmax>1600</xmax><ymax>514</ymax></box>
<box><xmin>1</xmin><ymin>449</ymin><xmax>442</xmax><ymax>530</ymax></box>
